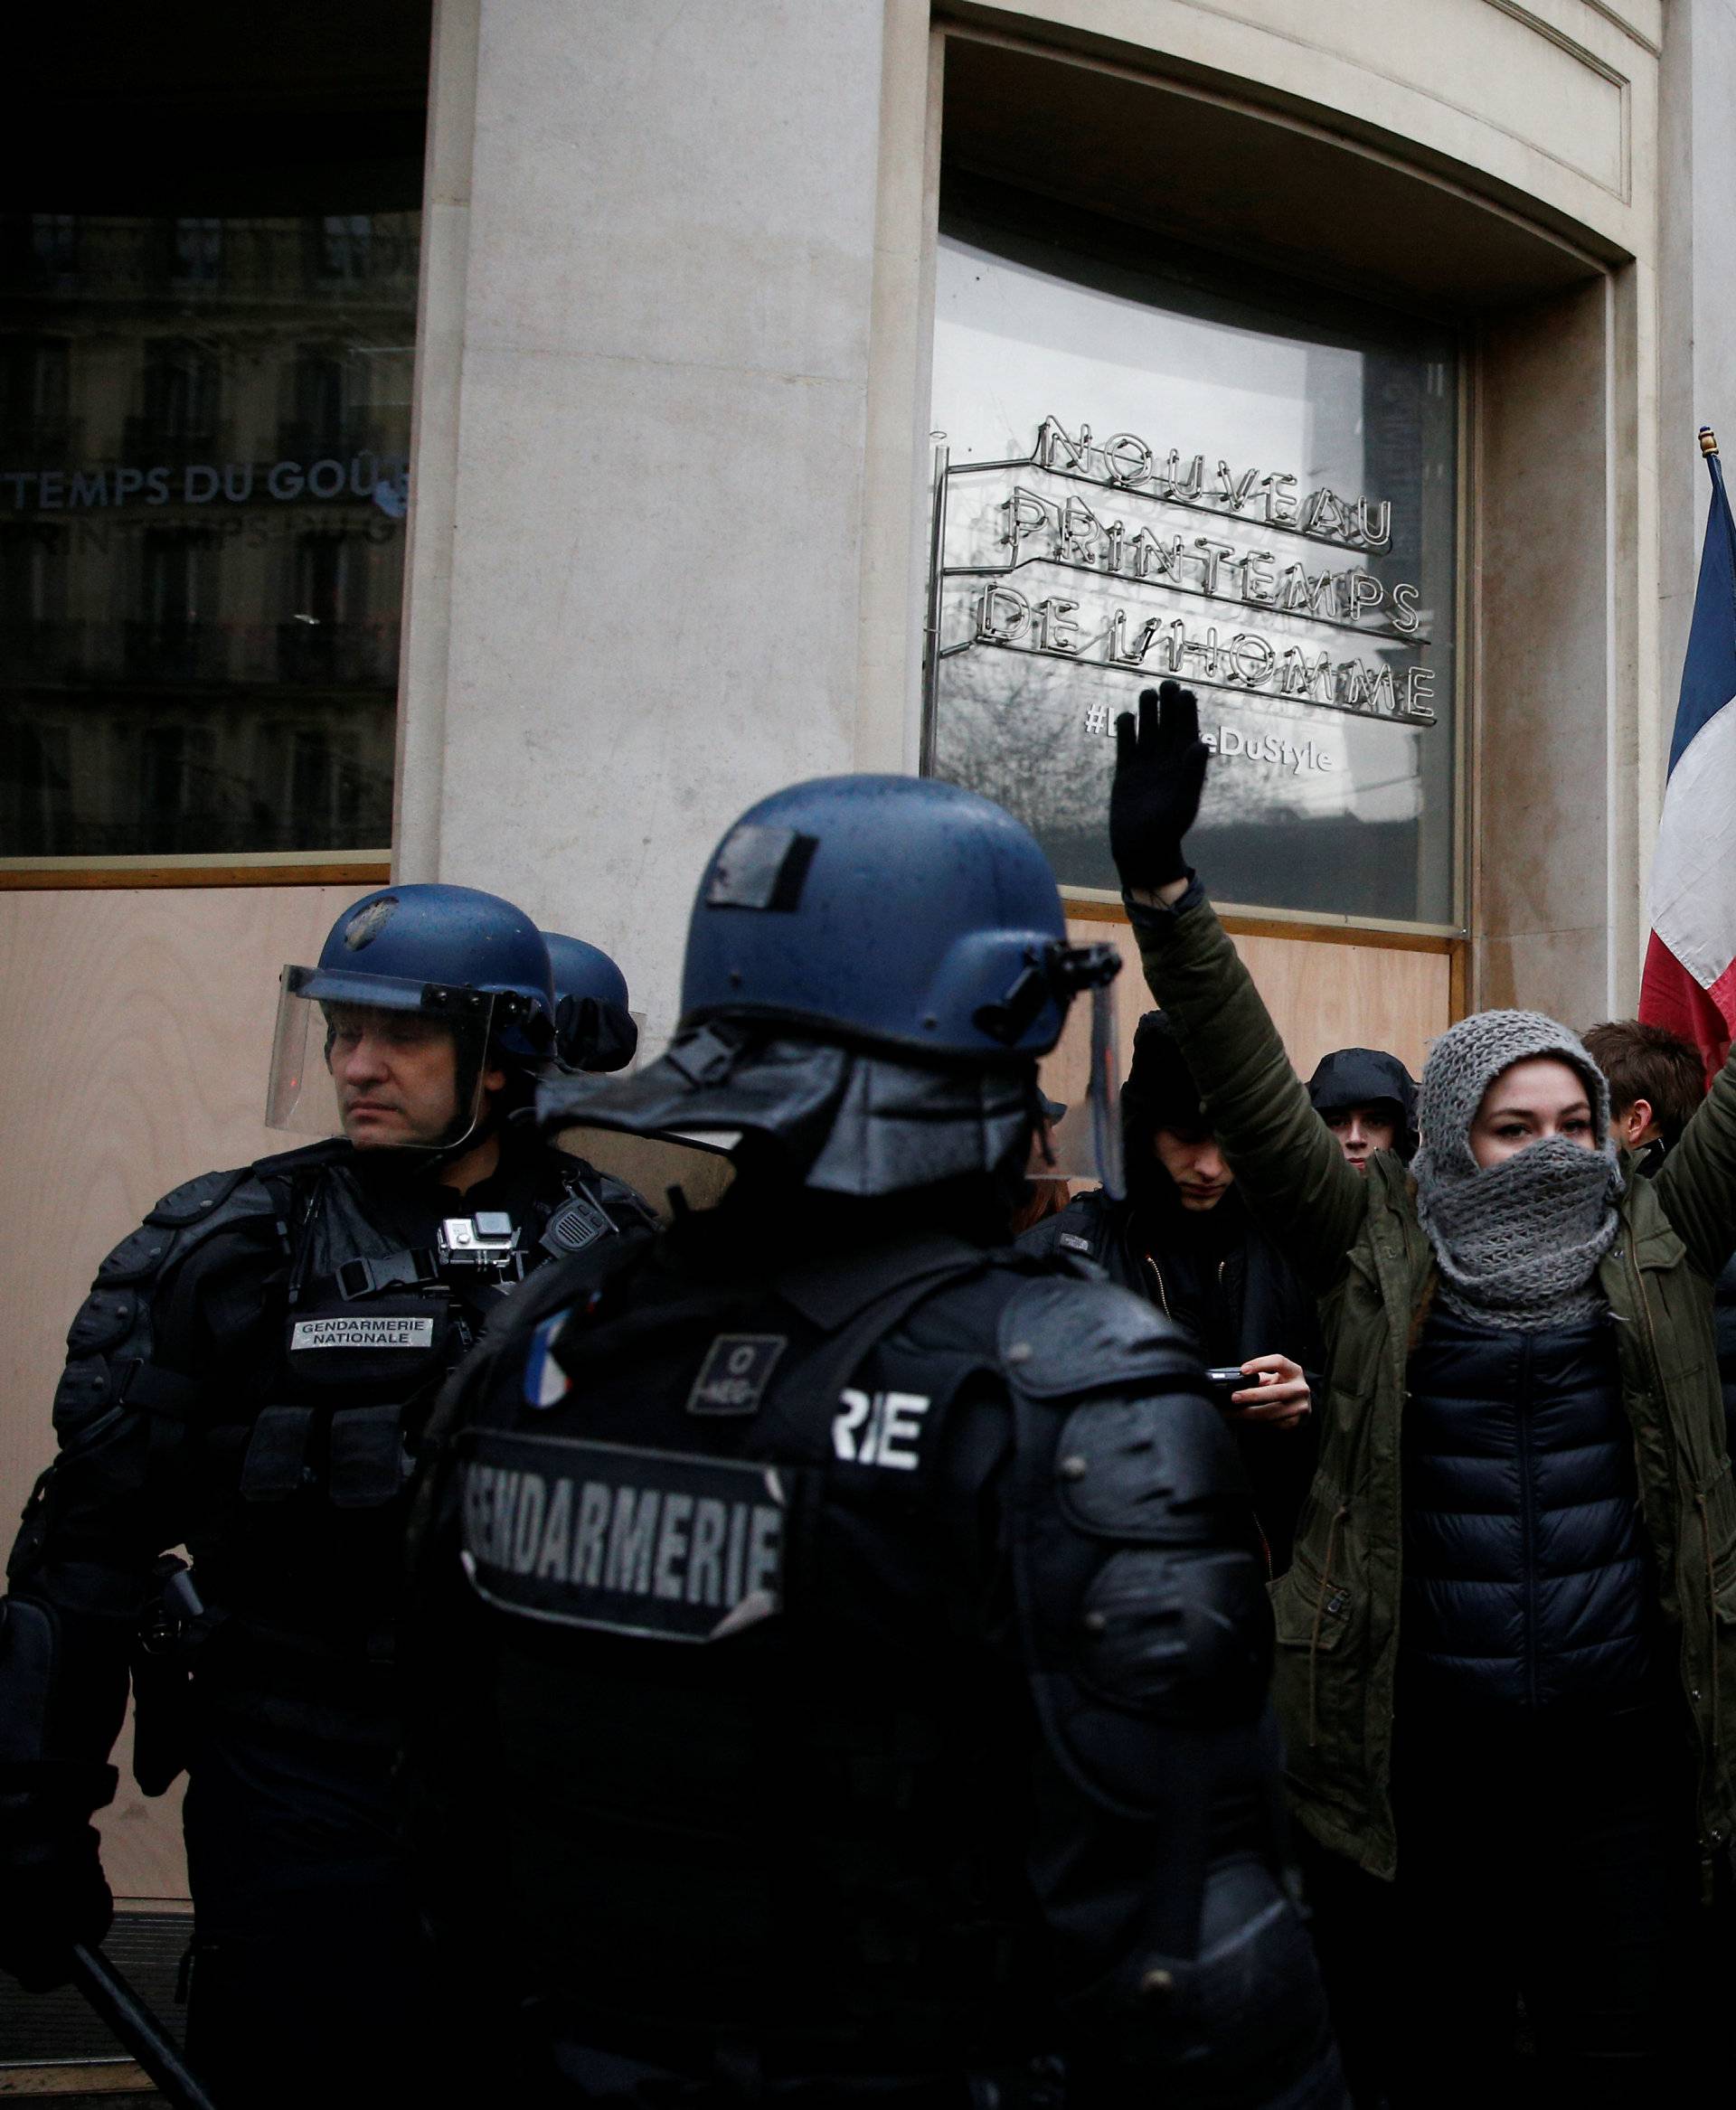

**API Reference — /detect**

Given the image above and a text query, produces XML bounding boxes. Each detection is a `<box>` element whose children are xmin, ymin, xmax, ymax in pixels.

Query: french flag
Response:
<box><xmin>1641</xmin><ymin>430</ymin><xmax>1736</xmax><ymax>1085</ymax></box>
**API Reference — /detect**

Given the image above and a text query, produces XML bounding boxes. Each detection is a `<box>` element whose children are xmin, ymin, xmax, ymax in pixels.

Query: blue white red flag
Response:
<box><xmin>1641</xmin><ymin>433</ymin><xmax>1736</xmax><ymax>1084</ymax></box>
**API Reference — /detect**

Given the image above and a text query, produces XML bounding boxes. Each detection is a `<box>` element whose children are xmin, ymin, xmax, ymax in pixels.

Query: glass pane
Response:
<box><xmin>0</xmin><ymin>209</ymin><xmax>419</xmax><ymax>857</ymax></box>
<box><xmin>928</xmin><ymin>202</ymin><xmax>1458</xmax><ymax>927</ymax></box>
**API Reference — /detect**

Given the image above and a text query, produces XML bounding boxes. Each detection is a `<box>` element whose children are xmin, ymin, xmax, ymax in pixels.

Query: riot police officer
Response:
<box><xmin>405</xmin><ymin>779</ymin><xmax>1341</xmax><ymax>2107</ymax></box>
<box><xmin>0</xmin><ymin>883</ymin><xmax>653</xmax><ymax>2106</ymax></box>
<box><xmin>543</xmin><ymin>929</ymin><xmax>640</xmax><ymax>1074</ymax></box>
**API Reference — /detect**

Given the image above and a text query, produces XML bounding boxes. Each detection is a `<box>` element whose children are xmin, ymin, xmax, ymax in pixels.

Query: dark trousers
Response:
<box><xmin>181</xmin><ymin>1710</ymin><xmax>430</xmax><ymax>2110</ymax></box>
<box><xmin>1300</xmin><ymin>1694</ymin><xmax>1700</xmax><ymax>2108</ymax></box>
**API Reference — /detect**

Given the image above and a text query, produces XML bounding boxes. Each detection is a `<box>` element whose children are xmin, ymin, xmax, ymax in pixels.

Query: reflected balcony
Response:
<box><xmin>122</xmin><ymin>621</ymin><xmax>230</xmax><ymax>683</ymax></box>
<box><xmin>275</xmin><ymin>620</ymin><xmax>397</xmax><ymax>687</ymax></box>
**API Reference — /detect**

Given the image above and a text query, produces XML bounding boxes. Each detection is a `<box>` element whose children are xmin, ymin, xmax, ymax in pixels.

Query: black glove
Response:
<box><xmin>1110</xmin><ymin>681</ymin><xmax>1210</xmax><ymax>890</ymax></box>
<box><xmin>0</xmin><ymin>1763</ymin><xmax>116</xmax><ymax>1992</ymax></box>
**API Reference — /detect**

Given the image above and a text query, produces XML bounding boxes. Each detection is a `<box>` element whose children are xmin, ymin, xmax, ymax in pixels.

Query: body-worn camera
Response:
<box><xmin>335</xmin><ymin>1211</ymin><xmax>531</xmax><ymax>1300</ymax></box>
<box><xmin>436</xmin><ymin>1211</ymin><xmax>527</xmax><ymax>1282</ymax></box>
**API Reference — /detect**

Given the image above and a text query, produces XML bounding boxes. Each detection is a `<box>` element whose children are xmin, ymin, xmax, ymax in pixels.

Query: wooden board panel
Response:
<box><xmin>0</xmin><ymin>886</ymin><xmax>363</xmax><ymax>1903</ymax></box>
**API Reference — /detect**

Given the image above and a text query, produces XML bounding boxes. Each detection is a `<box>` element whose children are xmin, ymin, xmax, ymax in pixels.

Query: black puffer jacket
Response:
<box><xmin>1401</xmin><ymin>1307</ymin><xmax>1655</xmax><ymax>1710</ymax></box>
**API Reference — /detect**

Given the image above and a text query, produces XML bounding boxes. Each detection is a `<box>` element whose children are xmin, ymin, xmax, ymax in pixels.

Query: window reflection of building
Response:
<box><xmin>926</xmin><ymin>191</ymin><xmax>1458</xmax><ymax>928</ymax></box>
<box><xmin>135</xmin><ymin>339</ymin><xmax>223</xmax><ymax>453</ymax></box>
<box><xmin>0</xmin><ymin>205</ymin><xmax>418</xmax><ymax>859</ymax></box>
<box><xmin>1</xmin><ymin>334</ymin><xmax>71</xmax><ymax>457</ymax></box>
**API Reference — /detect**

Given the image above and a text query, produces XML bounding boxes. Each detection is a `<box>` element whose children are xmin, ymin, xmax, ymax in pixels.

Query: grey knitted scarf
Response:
<box><xmin>1411</xmin><ymin>1009</ymin><xmax>1623</xmax><ymax>1332</ymax></box>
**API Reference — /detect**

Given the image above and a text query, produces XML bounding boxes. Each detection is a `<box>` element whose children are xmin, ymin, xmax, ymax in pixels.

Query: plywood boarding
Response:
<box><xmin>0</xmin><ymin>886</ymin><xmax>363</xmax><ymax>1902</ymax></box>
<box><xmin>1041</xmin><ymin>916</ymin><xmax>1452</xmax><ymax>1116</ymax></box>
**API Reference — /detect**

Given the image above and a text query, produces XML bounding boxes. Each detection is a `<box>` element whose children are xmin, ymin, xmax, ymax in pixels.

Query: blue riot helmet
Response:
<box><xmin>542</xmin><ymin>932</ymin><xmax>639</xmax><ymax>1074</ymax></box>
<box><xmin>542</xmin><ymin>777</ymin><xmax>1123</xmax><ymax>1198</ymax></box>
<box><xmin>267</xmin><ymin>882</ymin><xmax>558</xmax><ymax>1153</ymax></box>
<box><xmin>679</xmin><ymin>776</ymin><xmax>1098</xmax><ymax>1058</ymax></box>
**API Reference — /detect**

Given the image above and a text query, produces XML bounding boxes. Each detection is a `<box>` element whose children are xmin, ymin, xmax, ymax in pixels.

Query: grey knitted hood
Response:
<box><xmin>1411</xmin><ymin>1010</ymin><xmax>1623</xmax><ymax>1331</ymax></box>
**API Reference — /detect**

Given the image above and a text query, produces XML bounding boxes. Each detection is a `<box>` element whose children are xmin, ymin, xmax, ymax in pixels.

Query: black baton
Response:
<box><xmin>69</xmin><ymin>1940</ymin><xmax>220</xmax><ymax>2110</ymax></box>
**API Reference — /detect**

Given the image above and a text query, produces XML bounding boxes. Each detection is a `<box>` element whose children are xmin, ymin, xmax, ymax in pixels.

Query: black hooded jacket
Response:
<box><xmin>1019</xmin><ymin>1183</ymin><xmax>1325</xmax><ymax>1572</ymax></box>
<box><xmin>1019</xmin><ymin>1010</ymin><xmax>1325</xmax><ymax>1571</ymax></box>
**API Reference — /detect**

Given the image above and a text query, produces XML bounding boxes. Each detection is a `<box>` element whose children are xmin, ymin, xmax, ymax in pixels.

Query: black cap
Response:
<box><xmin>1307</xmin><ymin>1046</ymin><xmax>1419</xmax><ymax>1159</ymax></box>
<box><xmin>1121</xmin><ymin>1011</ymin><xmax>1205</xmax><ymax>1133</ymax></box>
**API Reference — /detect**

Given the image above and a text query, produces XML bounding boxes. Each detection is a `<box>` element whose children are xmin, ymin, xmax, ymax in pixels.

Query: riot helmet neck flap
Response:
<box><xmin>541</xmin><ymin>932</ymin><xmax>639</xmax><ymax>1075</ymax></box>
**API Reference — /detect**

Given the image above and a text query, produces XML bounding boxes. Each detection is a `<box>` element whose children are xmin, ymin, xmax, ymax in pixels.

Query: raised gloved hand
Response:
<box><xmin>0</xmin><ymin>1763</ymin><xmax>116</xmax><ymax>1992</ymax></box>
<box><xmin>1110</xmin><ymin>681</ymin><xmax>1210</xmax><ymax>891</ymax></box>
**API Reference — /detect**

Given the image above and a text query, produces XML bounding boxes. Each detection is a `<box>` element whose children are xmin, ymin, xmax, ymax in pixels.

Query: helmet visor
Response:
<box><xmin>1088</xmin><ymin>981</ymin><xmax>1126</xmax><ymax>1202</ymax></box>
<box><xmin>266</xmin><ymin>966</ymin><xmax>502</xmax><ymax>1152</ymax></box>
<box><xmin>1032</xmin><ymin>981</ymin><xmax>1124</xmax><ymax>1199</ymax></box>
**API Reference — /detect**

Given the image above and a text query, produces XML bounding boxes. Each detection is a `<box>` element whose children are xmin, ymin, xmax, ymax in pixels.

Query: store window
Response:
<box><xmin>927</xmin><ymin>190</ymin><xmax>1459</xmax><ymax>928</ymax></box>
<box><xmin>0</xmin><ymin>205</ymin><xmax>418</xmax><ymax>860</ymax></box>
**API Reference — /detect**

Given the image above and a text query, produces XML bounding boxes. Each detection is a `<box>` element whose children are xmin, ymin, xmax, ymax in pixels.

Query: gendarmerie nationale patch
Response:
<box><xmin>290</xmin><ymin>1314</ymin><xmax>436</xmax><ymax>1351</ymax></box>
<box><xmin>460</xmin><ymin>1430</ymin><xmax>786</xmax><ymax>1643</ymax></box>
<box><xmin>685</xmin><ymin>1333</ymin><xmax>786</xmax><ymax>1418</ymax></box>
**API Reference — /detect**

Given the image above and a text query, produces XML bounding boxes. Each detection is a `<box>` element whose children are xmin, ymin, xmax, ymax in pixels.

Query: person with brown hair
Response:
<box><xmin>1006</xmin><ymin>1092</ymin><xmax>1072</xmax><ymax>1236</ymax></box>
<box><xmin>1582</xmin><ymin>1018</ymin><xmax>1706</xmax><ymax>1156</ymax></box>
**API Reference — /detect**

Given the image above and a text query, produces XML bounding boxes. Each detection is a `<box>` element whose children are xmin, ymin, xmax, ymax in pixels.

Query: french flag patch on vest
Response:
<box><xmin>523</xmin><ymin>1312</ymin><xmax>571</xmax><ymax>1409</ymax></box>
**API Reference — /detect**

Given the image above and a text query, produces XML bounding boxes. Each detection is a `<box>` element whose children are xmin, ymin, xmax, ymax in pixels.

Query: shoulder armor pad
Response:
<box><xmin>146</xmin><ymin>1165</ymin><xmax>250</xmax><ymax>1229</ymax></box>
<box><xmin>52</xmin><ymin>1358</ymin><xmax>112</xmax><ymax>1429</ymax></box>
<box><xmin>53</xmin><ymin>1166</ymin><xmax>288</xmax><ymax>1442</ymax></box>
<box><xmin>94</xmin><ymin>1225</ymin><xmax>174</xmax><ymax>1286</ymax></box>
<box><xmin>1055</xmin><ymin>1395</ymin><xmax>1251</xmax><ymax>1538</ymax></box>
<box><xmin>65</xmin><ymin>1286</ymin><xmax>142</xmax><ymax>1358</ymax></box>
<box><xmin>998</xmin><ymin>1276</ymin><xmax>1202</xmax><ymax>1401</ymax></box>
<box><xmin>1003</xmin><ymin>1279</ymin><xmax>1269</xmax><ymax>1830</ymax></box>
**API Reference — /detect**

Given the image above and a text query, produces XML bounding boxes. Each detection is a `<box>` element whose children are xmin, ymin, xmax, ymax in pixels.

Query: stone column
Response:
<box><xmin>396</xmin><ymin>0</ymin><xmax>890</xmax><ymax>1042</ymax></box>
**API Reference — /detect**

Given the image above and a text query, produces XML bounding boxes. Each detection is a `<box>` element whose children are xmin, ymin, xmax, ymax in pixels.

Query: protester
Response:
<box><xmin>1306</xmin><ymin>1047</ymin><xmax>1418</xmax><ymax>1171</ymax></box>
<box><xmin>1586</xmin><ymin>1016</ymin><xmax>1736</xmax><ymax>1458</ymax></box>
<box><xmin>1020</xmin><ymin>1010</ymin><xmax>1323</xmax><ymax>1572</ymax></box>
<box><xmin>1108</xmin><ymin>680</ymin><xmax>1736</xmax><ymax>2105</ymax></box>
<box><xmin>1007</xmin><ymin>1090</ymin><xmax>1071</xmax><ymax>1236</ymax></box>
<box><xmin>1582</xmin><ymin>1017</ymin><xmax>1705</xmax><ymax>1157</ymax></box>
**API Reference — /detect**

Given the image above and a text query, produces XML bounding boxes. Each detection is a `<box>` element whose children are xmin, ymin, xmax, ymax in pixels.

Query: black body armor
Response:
<box><xmin>407</xmin><ymin>1196</ymin><xmax>1337</xmax><ymax>2107</ymax></box>
<box><xmin>3</xmin><ymin>1132</ymin><xmax>655</xmax><ymax>1766</ymax></box>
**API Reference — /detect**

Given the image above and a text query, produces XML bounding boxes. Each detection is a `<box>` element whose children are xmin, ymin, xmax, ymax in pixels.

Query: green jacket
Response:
<box><xmin>1129</xmin><ymin>889</ymin><xmax>1736</xmax><ymax>1882</ymax></box>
